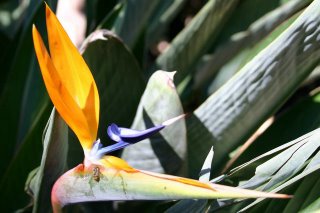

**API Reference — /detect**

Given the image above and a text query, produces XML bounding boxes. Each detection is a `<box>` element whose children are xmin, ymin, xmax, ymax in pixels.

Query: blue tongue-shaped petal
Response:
<box><xmin>116</xmin><ymin>125</ymin><xmax>165</xmax><ymax>143</ymax></box>
<box><xmin>92</xmin><ymin>115</ymin><xmax>185</xmax><ymax>158</ymax></box>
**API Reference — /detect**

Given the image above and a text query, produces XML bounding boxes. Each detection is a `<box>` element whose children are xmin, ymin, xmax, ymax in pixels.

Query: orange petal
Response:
<box><xmin>45</xmin><ymin>4</ymin><xmax>99</xmax><ymax>143</ymax></box>
<box><xmin>32</xmin><ymin>25</ymin><xmax>94</xmax><ymax>151</ymax></box>
<box><xmin>99</xmin><ymin>156</ymin><xmax>138</xmax><ymax>173</ymax></box>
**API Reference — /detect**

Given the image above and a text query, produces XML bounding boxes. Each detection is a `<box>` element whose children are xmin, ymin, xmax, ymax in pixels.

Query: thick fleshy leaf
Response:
<box><xmin>111</xmin><ymin>0</ymin><xmax>160</xmax><ymax>47</ymax></box>
<box><xmin>121</xmin><ymin>71</ymin><xmax>186</xmax><ymax>175</ymax></box>
<box><xmin>194</xmin><ymin>0</ymin><xmax>311</xmax><ymax>90</ymax></box>
<box><xmin>216</xmin><ymin>128</ymin><xmax>320</xmax><ymax>212</ymax></box>
<box><xmin>232</xmin><ymin>91</ymin><xmax>320</xmax><ymax>168</ymax></box>
<box><xmin>86</xmin><ymin>0</ymin><xmax>118</xmax><ymax>32</ymax></box>
<box><xmin>153</xmin><ymin>0</ymin><xmax>239</xmax><ymax>83</ymax></box>
<box><xmin>215</xmin><ymin>89</ymin><xmax>320</xmax><ymax>212</ymax></box>
<box><xmin>97</xmin><ymin>3</ymin><xmax>123</xmax><ymax>30</ymax></box>
<box><xmin>187</xmin><ymin>0</ymin><xmax>320</xmax><ymax>177</ymax></box>
<box><xmin>51</xmin><ymin>156</ymin><xmax>290</xmax><ymax>211</ymax></box>
<box><xmin>146</xmin><ymin>0</ymin><xmax>186</xmax><ymax>46</ymax></box>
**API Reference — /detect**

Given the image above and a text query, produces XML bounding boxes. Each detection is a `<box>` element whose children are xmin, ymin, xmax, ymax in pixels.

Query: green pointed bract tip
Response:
<box><xmin>51</xmin><ymin>161</ymin><xmax>291</xmax><ymax>211</ymax></box>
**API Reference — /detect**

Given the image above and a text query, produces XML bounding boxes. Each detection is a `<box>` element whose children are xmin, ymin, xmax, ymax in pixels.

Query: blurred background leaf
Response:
<box><xmin>154</xmin><ymin>0</ymin><xmax>239</xmax><ymax>84</ymax></box>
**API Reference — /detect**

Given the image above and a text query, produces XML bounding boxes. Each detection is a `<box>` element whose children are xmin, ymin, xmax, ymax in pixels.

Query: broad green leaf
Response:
<box><xmin>67</xmin><ymin>30</ymin><xmax>145</xmax><ymax>167</ymax></box>
<box><xmin>0</xmin><ymin>0</ymin><xmax>55</xmax><ymax>177</ymax></box>
<box><xmin>121</xmin><ymin>71</ymin><xmax>187</xmax><ymax>175</ymax></box>
<box><xmin>16</xmin><ymin>56</ymin><xmax>48</xmax><ymax>146</ymax></box>
<box><xmin>97</xmin><ymin>3</ymin><xmax>123</xmax><ymax>30</ymax></box>
<box><xmin>228</xmin><ymin>130</ymin><xmax>314</xmax><ymax>179</ymax></box>
<box><xmin>154</xmin><ymin>0</ymin><xmax>239</xmax><ymax>83</ymax></box>
<box><xmin>86</xmin><ymin>0</ymin><xmax>117</xmax><ymax>33</ymax></box>
<box><xmin>240</xmin><ymin>130</ymin><xmax>320</xmax><ymax>190</ymax></box>
<box><xmin>239</xmin><ymin>164</ymin><xmax>320</xmax><ymax>212</ymax></box>
<box><xmin>31</xmin><ymin>109</ymin><xmax>68</xmax><ymax>213</ymax></box>
<box><xmin>146</xmin><ymin>0</ymin><xmax>187</xmax><ymax>46</ymax></box>
<box><xmin>187</xmin><ymin>0</ymin><xmax>320</xmax><ymax>176</ymax></box>
<box><xmin>299</xmin><ymin>195</ymin><xmax>320</xmax><ymax>212</ymax></box>
<box><xmin>219</xmin><ymin>129</ymin><xmax>320</xmax><ymax>212</ymax></box>
<box><xmin>282</xmin><ymin>171</ymin><xmax>320</xmax><ymax>212</ymax></box>
<box><xmin>111</xmin><ymin>0</ymin><xmax>160</xmax><ymax>48</ymax></box>
<box><xmin>233</xmin><ymin>91</ymin><xmax>320</xmax><ymax>167</ymax></box>
<box><xmin>199</xmin><ymin>0</ymin><xmax>307</xmax><ymax>92</ymax></box>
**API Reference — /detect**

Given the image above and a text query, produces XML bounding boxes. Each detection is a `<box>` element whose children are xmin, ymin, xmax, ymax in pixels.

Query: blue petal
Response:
<box><xmin>107</xmin><ymin>123</ymin><xmax>165</xmax><ymax>143</ymax></box>
<box><xmin>95</xmin><ymin>140</ymin><xmax>130</xmax><ymax>158</ymax></box>
<box><xmin>107</xmin><ymin>123</ymin><xmax>121</xmax><ymax>142</ymax></box>
<box><xmin>89</xmin><ymin>115</ymin><xmax>185</xmax><ymax>158</ymax></box>
<box><xmin>118</xmin><ymin>125</ymin><xmax>165</xmax><ymax>142</ymax></box>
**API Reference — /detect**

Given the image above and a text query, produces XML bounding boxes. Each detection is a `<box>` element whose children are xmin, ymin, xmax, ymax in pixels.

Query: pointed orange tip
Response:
<box><xmin>34</xmin><ymin>2</ymin><xmax>100</xmax><ymax>151</ymax></box>
<box><xmin>32</xmin><ymin>24</ymin><xmax>37</xmax><ymax>33</ymax></box>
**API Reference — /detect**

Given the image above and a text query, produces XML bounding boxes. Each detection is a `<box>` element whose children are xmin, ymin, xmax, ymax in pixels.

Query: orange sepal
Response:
<box><xmin>32</xmin><ymin>25</ymin><xmax>95</xmax><ymax>151</ymax></box>
<box><xmin>46</xmin><ymin>4</ymin><xmax>99</xmax><ymax>147</ymax></box>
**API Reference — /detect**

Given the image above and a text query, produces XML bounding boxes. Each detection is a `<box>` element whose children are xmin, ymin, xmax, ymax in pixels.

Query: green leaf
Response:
<box><xmin>299</xmin><ymin>194</ymin><xmax>320</xmax><ymax>212</ymax></box>
<box><xmin>220</xmin><ymin>128</ymin><xmax>320</xmax><ymax>212</ymax></box>
<box><xmin>31</xmin><ymin>109</ymin><xmax>68</xmax><ymax>213</ymax></box>
<box><xmin>67</xmin><ymin>30</ymin><xmax>145</xmax><ymax>167</ymax></box>
<box><xmin>86</xmin><ymin>0</ymin><xmax>118</xmax><ymax>33</ymax></box>
<box><xmin>121</xmin><ymin>71</ymin><xmax>187</xmax><ymax>175</ymax></box>
<box><xmin>165</xmin><ymin>199</ymin><xmax>208</xmax><ymax>213</ymax></box>
<box><xmin>146</xmin><ymin>0</ymin><xmax>187</xmax><ymax>46</ymax></box>
<box><xmin>0</xmin><ymin>0</ymin><xmax>54</xmax><ymax>177</ymax></box>
<box><xmin>112</xmin><ymin>0</ymin><xmax>160</xmax><ymax>47</ymax></box>
<box><xmin>241</xmin><ymin>131</ymin><xmax>320</xmax><ymax>190</ymax></box>
<box><xmin>153</xmin><ymin>0</ymin><xmax>239</xmax><ymax>83</ymax></box>
<box><xmin>233</xmin><ymin>91</ymin><xmax>320</xmax><ymax>167</ymax></box>
<box><xmin>97</xmin><ymin>3</ymin><xmax>123</xmax><ymax>30</ymax></box>
<box><xmin>199</xmin><ymin>147</ymin><xmax>214</xmax><ymax>182</ymax></box>
<box><xmin>282</xmin><ymin>171</ymin><xmax>320</xmax><ymax>212</ymax></box>
<box><xmin>186</xmin><ymin>0</ymin><xmax>320</xmax><ymax>176</ymax></box>
<box><xmin>198</xmin><ymin>0</ymin><xmax>308</xmax><ymax>92</ymax></box>
<box><xmin>239</xmin><ymin>163</ymin><xmax>320</xmax><ymax>212</ymax></box>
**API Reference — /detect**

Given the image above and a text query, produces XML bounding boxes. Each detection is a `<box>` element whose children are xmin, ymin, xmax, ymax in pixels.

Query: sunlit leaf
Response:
<box><xmin>187</xmin><ymin>0</ymin><xmax>320</xmax><ymax>177</ymax></box>
<box><xmin>121</xmin><ymin>71</ymin><xmax>186</xmax><ymax>175</ymax></box>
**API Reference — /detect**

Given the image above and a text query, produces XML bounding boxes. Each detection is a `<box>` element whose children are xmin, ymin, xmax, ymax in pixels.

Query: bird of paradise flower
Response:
<box><xmin>32</xmin><ymin>4</ymin><xmax>291</xmax><ymax>213</ymax></box>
